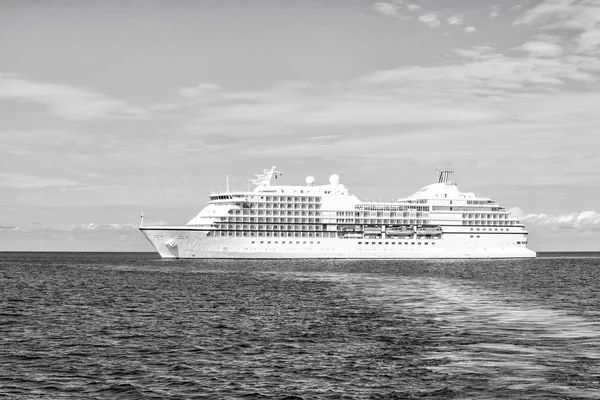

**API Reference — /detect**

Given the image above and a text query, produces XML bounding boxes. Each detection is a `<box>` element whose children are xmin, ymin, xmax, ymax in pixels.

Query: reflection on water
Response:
<box><xmin>349</xmin><ymin>274</ymin><xmax>600</xmax><ymax>399</ymax></box>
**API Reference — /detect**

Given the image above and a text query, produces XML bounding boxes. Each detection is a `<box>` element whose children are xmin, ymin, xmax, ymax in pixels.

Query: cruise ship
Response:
<box><xmin>140</xmin><ymin>166</ymin><xmax>536</xmax><ymax>259</ymax></box>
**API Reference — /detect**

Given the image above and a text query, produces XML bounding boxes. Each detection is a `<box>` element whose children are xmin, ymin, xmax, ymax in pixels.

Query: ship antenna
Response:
<box><xmin>250</xmin><ymin>165</ymin><xmax>281</xmax><ymax>187</ymax></box>
<box><xmin>140</xmin><ymin>211</ymin><xmax>144</xmax><ymax>227</ymax></box>
<box><xmin>226</xmin><ymin>175</ymin><xmax>229</xmax><ymax>193</ymax></box>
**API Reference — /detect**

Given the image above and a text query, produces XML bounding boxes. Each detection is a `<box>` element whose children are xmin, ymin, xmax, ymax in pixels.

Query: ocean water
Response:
<box><xmin>1</xmin><ymin>253</ymin><xmax>599</xmax><ymax>399</ymax></box>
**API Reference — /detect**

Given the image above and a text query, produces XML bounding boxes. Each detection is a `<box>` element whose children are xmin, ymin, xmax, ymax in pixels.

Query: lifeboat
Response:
<box><xmin>416</xmin><ymin>226</ymin><xmax>443</xmax><ymax>235</ymax></box>
<box><xmin>386</xmin><ymin>228</ymin><xmax>413</xmax><ymax>236</ymax></box>
<box><xmin>364</xmin><ymin>227</ymin><xmax>381</xmax><ymax>234</ymax></box>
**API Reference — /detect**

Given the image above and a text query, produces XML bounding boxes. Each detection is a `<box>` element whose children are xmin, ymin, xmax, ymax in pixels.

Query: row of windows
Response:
<box><xmin>467</xmin><ymin>200</ymin><xmax>497</xmax><ymax>205</ymax></box>
<box><xmin>334</xmin><ymin>219</ymin><xmax>430</xmax><ymax>225</ymax></box>
<box><xmin>256</xmin><ymin>196</ymin><xmax>322</xmax><ymax>203</ymax></box>
<box><xmin>469</xmin><ymin>227</ymin><xmax>511</xmax><ymax>231</ymax></box>
<box><xmin>231</xmin><ymin>209</ymin><xmax>321</xmax><ymax>216</ymax></box>
<box><xmin>356</xmin><ymin>204</ymin><xmax>429</xmax><ymax>212</ymax></box>
<box><xmin>216</xmin><ymin>224</ymin><xmax>321</xmax><ymax>231</ymax></box>
<box><xmin>462</xmin><ymin>213</ymin><xmax>509</xmax><ymax>219</ymax></box>
<box><xmin>252</xmin><ymin>240</ymin><xmax>321</xmax><ymax>245</ymax></box>
<box><xmin>463</xmin><ymin>220</ymin><xmax>515</xmax><ymax>226</ymax></box>
<box><xmin>337</xmin><ymin>211</ymin><xmax>428</xmax><ymax>218</ymax></box>
<box><xmin>437</xmin><ymin>206</ymin><xmax>505</xmax><ymax>212</ymax></box>
<box><xmin>210</xmin><ymin>195</ymin><xmax>234</xmax><ymax>200</ymax></box>
<box><xmin>226</xmin><ymin>215</ymin><xmax>320</xmax><ymax>221</ymax></box>
<box><xmin>216</xmin><ymin>220</ymin><xmax>516</xmax><ymax>229</ymax></box>
<box><xmin>247</xmin><ymin>240</ymin><xmax>438</xmax><ymax>246</ymax></box>
<box><xmin>230</xmin><ymin>209</ymin><xmax>512</xmax><ymax>220</ymax></box>
<box><xmin>357</xmin><ymin>241</ymin><xmax>437</xmax><ymax>246</ymax></box>
<box><xmin>210</xmin><ymin>231</ymin><xmax>340</xmax><ymax>238</ymax></box>
<box><xmin>240</xmin><ymin>203</ymin><xmax>321</xmax><ymax>211</ymax></box>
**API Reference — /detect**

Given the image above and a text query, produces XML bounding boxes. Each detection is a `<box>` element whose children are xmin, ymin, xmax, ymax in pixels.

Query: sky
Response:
<box><xmin>1</xmin><ymin>0</ymin><xmax>600</xmax><ymax>252</ymax></box>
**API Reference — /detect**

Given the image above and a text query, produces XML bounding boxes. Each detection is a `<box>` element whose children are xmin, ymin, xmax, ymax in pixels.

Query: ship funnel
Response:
<box><xmin>437</xmin><ymin>170</ymin><xmax>455</xmax><ymax>184</ymax></box>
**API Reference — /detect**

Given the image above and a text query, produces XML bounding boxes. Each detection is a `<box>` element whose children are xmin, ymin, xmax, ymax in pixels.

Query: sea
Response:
<box><xmin>1</xmin><ymin>252</ymin><xmax>599</xmax><ymax>399</ymax></box>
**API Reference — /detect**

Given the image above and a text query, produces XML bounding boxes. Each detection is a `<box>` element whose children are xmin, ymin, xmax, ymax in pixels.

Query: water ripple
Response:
<box><xmin>0</xmin><ymin>252</ymin><xmax>599</xmax><ymax>399</ymax></box>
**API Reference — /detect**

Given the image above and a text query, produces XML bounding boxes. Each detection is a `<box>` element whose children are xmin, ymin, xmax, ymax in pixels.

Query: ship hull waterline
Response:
<box><xmin>140</xmin><ymin>227</ymin><xmax>536</xmax><ymax>259</ymax></box>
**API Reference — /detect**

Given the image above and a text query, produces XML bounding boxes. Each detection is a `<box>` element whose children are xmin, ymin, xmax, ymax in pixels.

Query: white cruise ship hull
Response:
<box><xmin>140</xmin><ymin>227</ymin><xmax>536</xmax><ymax>259</ymax></box>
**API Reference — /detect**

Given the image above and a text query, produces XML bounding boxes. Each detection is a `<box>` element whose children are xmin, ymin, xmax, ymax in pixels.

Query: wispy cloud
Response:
<box><xmin>0</xmin><ymin>173</ymin><xmax>78</xmax><ymax>189</ymax></box>
<box><xmin>515</xmin><ymin>0</ymin><xmax>600</xmax><ymax>55</ymax></box>
<box><xmin>418</xmin><ymin>13</ymin><xmax>441</xmax><ymax>28</ymax></box>
<box><xmin>490</xmin><ymin>5</ymin><xmax>499</xmax><ymax>19</ymax></box>
<box><xmin>447</xmin><ymin>15</ymin><xmax>464</xmax><ymax>26</ymax></box>
<box><xmin>179</xmin><ymin>83</ymin><xmax>222</xmax><ymax>99</ymax></box>
<box><xmin>452</xmin><ymin>46</ymin><xmax>495</xmax><ymax>58</ymax></box>
<box><xmin>516</xmin><ymin>40</ymin><xmax>564</xmax><ymax>57</ymax></box>
<box><xmin>463</xmin><ymin>26</ymin><xmax>477</xmax><ymax>33</ymax></box>
<box><xmin>0</xmin><ymin>73</ymin><xmax>148</xmax><ymax>120</ymax></box>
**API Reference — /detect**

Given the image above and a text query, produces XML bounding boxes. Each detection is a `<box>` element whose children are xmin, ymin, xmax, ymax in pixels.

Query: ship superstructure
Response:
<box><xmin>140</xmin><ymin>166</ymin><xmax>536</xmax><ymax>259</ymax></box>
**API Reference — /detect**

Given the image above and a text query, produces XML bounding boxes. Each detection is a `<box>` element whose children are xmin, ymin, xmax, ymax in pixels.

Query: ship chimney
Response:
<box><xmin>437</xmin><ymin>170</ymin><xmax>455</xmax><ymax>184</ymax></box>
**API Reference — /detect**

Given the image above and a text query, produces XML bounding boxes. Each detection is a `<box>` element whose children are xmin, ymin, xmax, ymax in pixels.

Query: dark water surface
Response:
<box><xmin>1</xmin><ymin>252</ymin><xmax>599</xmax><ymax>399</ymax></box>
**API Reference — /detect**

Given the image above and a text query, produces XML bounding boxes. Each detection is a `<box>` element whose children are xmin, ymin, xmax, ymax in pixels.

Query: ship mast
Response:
<box><xmin>250</xmin><ymin>165</ymin><xmax>281</xmax><ymax>186</ymax></box>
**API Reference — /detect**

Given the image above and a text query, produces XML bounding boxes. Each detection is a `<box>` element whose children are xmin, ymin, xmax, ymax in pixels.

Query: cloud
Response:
<box><xmin>166</xmin><ymin>46</ymin><xmax>600</xmax><ymax>151</ymax></box>
<box><xmin>18</xmin><ymin>222</ymin><xmax>151</xmax><ymax>232</ymax></box>
<box><xmin>418</xmin><ymin>14</ymin><xmax>441</xmax><ymax>28</ymax></box>
<box><xmin>407</xmin><ymin>4</ymin><xmax>421</xmax><ymax>11</ymax></box>
<box><xmin>517</xmin><ymin>40</ymin><xmax>564</xmax><ymax>57</ymax></box>
<box><xmin>463</xmin><ymin>26</ymin><xmax>477</xmax><ymax>33</ymax></box>
<box><xmin>515</xmin><ymin>0</ymin><xmax>600</xmax><ymax>54</ymax></box>
<box><xmin>522</xmin><ymin>210</ymin><xmax>600</xmax><ymax>231</ymax></box>
<box><xmin>359</xmin><ymin>53</ymin><xmax>597</xmax><ymax>90</ymax></box>
<box><xmin>515</xmin><ymin>0</ymin><xmax>600</xmax><ymax>30</ymax></box>
<box><xmin>490</xmin><ymin>5</ymin><xmax>499</xmax><ymax>19</ymax></box>
<box><xmin>373</xmin><ymin>2</ymin><xmax>400</xmax><ymax>16</ymax></box>
<box><xmin>452</xmin><ymin>46</ymin><xmax>495</xmax><ymax>58</ymax></box>
<box><xmin>179</xmin><ymin>83</ymin><xmax>222</xmax><ymax>99</ymax></box>
<box><xmin>0</xmin><ymin>173</ymin><xmax>78</xmax><ymax>189</ymax></box>
<box><xmin>447</xmin><ymin>15</ymin><xmax>464</xmax><ymax>26</ymax></box>
<box><xmin>577</xmin><ymin>28</ymin><xmax>600</xmax><ymax>54</ymax></box>
<box><xmin>0</xmin><ymin>73</ymin><xmax>148</xmax><ymax>120</ymax></box>
<box><xmin>0</xmin><ymin>225</ymin><xmax>19</xmax><ymax>231</ymax></box>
